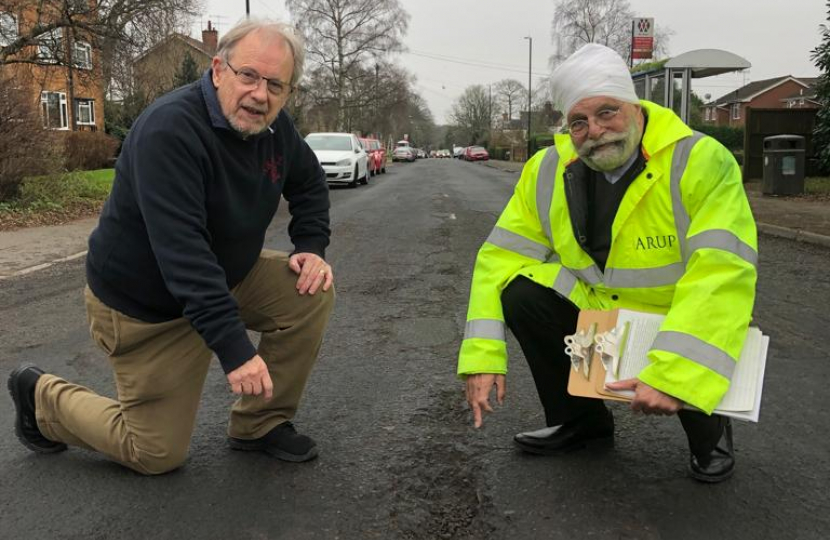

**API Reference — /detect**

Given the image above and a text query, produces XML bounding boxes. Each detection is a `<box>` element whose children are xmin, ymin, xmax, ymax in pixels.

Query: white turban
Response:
<box><xmin>550</xmin><ymin>44</ymin><xmax>640</xmax><ymax>117</ymax></box>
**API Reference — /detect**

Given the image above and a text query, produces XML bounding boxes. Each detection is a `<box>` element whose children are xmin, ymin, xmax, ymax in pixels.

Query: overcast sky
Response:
<box><xmin>193</xmin><ymin>0</ymin><xmax>826</xmax><ymax>124</ymax></box>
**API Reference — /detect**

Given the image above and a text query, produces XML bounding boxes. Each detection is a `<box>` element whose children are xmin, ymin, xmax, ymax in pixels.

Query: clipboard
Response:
<box><xmin>566</xmin><ymin>309</ymin><xmax>628</xmax><ymax>402</ymax></box>
<box><xmin>566</xmin><ymin>308</ymin><xmax>769</xmax><ymax>422</ymax></box>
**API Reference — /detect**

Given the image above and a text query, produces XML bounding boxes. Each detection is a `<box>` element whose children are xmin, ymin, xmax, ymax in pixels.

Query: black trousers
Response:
<box><xmin>501</xmin><ymin>276</ymin><xmax>727</xmax><ymax>458</ymax></box>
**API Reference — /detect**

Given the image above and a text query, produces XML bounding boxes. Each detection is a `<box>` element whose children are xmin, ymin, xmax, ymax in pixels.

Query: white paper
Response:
<box><xmin>601</xmin><ymin>309</ymin><xmax>768</xmax><ymax>422</ymax></box>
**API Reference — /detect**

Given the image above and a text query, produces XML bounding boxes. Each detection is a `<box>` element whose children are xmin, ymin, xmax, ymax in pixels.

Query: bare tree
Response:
<box><xmin>0</xmin><ymin>0</ymin><xmax>201</xmax><ymax>102</ymax></box>
<box><xmin>494</xmin><ymin>78</ymin><xmax>525</xmax><ymax>121</ymax></box>
<box><xmin>0</xmin><ymin>1</ymin><xmax>200</xmax><ymax>67</ymax></box>
<box><xmin>286</xmin><ymin>0</ymin><xmax>409</xmax><ymax>130</ymax></box>
<box><xmin>450</xmin><ymin>85</ymin><xmax>493</xmax><ymax>146</ymax></box>
<box><xmin>0</xmin><ymin>82</ymin><xmax>62</xmax><ymax>199</ymax></box>
<box><xmin>549</xmin><ymin>0</ymin><xmax>671</xmax><ymax>68</ymax></box>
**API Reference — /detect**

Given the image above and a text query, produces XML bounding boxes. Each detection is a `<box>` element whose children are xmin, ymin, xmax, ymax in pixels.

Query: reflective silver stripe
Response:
<box><xmin>670</xmin><ymin>132</ymin><xmax>706</xmax><ymax>261</ymax></box>
<box><xmin>570</xmin><ymin>265</ymin><xmax>603</xmax><ymax>286</ymax></box>
<box><xmin>536</xmin><ymin>148</ymin><xmax>559</xmax><ymax>249</ymax></box>
<box><xmin>651</xmin><ymin>330</ymin><xmax>736</xmax><ymax>380</ymax></box>
<box><xmin>552</xmin><ymin>267</ymin><xmax>577</xmax><ymax>298</ymax></box>
<box><xmin>486</xmin><ymin>226</ymin><xmax>550</xmax><ymax>261</ymax></box>
<box><xmin>687</xmin><ymin>229</ymin><xmax>758</xmax><ymax>267</ymax></box>
<box><xmin>605</xmin><ymin>263</ymin><xmax>686</xmax><ymax>288</ymax></box>
<box><xmin>464</xmin><ymin>319</ymin><xmax>506</xmax><ymax>341</ymax></box>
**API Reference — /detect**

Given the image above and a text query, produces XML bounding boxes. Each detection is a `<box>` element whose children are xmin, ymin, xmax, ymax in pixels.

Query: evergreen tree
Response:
<box><xmin>173</xmin><ymin>52</ymin><xmax>201</xmax><ymax>88</ymax></box>
<box><xmin>812</xmin><ymin>1</ymin><xmax>830</xmax><ymax>174</ymax></box>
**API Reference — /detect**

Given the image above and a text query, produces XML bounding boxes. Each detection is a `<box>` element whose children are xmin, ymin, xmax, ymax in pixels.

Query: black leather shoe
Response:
<box><xmin>514</xmin><ymin>411</ymin><xmax>614</xmax><ymax>455</ymax></box>
<box><xmin>8</xmin><ymin>364</ymin><xmax>67</xmax><ymax>453</ymax></box>
<box><xmin>688</xmin><ymin>418</ymin><xmax>735</xmax><ymax>483</ymax></box>
<box><xmin>228</xmin><ymin>421</ymin><xmax>318</xmax><ymax>462</ymax></box>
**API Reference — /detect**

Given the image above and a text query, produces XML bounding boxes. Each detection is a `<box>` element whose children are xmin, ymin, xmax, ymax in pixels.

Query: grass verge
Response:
<box><xmin>0</xmin><ymin>169</ymin><xmax>114</xmax><ymax>231</ymax></box>
<box><xmin>806</xmin><ymin>177</ymin><xmax>830</xmax><ymax>198</ymax></box>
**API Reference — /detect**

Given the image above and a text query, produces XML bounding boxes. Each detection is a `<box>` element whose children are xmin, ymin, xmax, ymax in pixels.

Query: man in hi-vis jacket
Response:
<box><xmin>458</xmin><ymin>44</ymin><xmax>757</xmax><ymax>483</ymax></box>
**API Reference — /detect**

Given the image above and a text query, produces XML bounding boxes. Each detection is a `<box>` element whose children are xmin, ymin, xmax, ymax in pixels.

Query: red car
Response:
<box><xmin>360</xmin><ymin>138</ymin><xmax>387</xmax><ymax>176</ymax></box>
<box><xmin>464</xmin><ymin>146</ymin><xmax>490</xmax><ymax>161</ymax></box>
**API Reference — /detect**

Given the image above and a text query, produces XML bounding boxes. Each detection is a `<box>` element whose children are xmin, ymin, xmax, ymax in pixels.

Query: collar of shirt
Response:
<box><xmin>602</xmin><ymin>148</ymin><xmax>640</xmax><ymax>184</ymax></box>
<box><xmin>199</xmin><ymin>69</ymin><xmax>276</xmax><ymax>138</ymax></box>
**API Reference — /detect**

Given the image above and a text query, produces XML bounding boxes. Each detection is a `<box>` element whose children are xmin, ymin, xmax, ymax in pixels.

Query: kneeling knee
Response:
<box><xmin>501</xmin><ymin>277</ymin><xmax>538</xmax><ymax>323</ymax></box>
<box><xmin>129</xmin><ymin>447</ymin><xmax>189</xmax><ymax>476</ymax></box>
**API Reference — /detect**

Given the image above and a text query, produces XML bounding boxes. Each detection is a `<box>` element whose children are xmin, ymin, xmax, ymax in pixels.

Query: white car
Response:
<box><xmin>392</xmin><ymin>146</ymin><xmax>415</xmax><ymax>162</ymax></box>
<box><xmin>305</xmin><ymin>132</ymin><xmax>369</xmax><ymax>188</ymax></box>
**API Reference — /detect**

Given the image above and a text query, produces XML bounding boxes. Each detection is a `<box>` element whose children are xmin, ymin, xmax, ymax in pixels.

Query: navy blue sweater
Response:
<box><xmin>87</xmin><ymin>70</ymin><xmax>330</xmax><ymax>374</ymax></box>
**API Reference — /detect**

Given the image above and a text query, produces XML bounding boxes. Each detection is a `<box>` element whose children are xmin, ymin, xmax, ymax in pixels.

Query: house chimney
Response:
<box><xmin>202</xmin><ymin>20</ymin><xmax>218</xmax><ymax>54</ymax></box>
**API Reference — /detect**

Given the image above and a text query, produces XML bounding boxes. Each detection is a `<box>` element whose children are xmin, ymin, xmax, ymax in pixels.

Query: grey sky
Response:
<box><xmin>195</xmin><ymin>1</ymin><xmax>825</xmax><ymax>124</ymax></box>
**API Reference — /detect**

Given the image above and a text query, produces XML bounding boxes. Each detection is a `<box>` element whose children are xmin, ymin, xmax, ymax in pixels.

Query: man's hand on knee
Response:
<box><xmin>289</xmin><ymin>252</ymin><xmax>333</xmax><ymax>295</ymax></box>
<box><xmin>227</xmin><ymin>355</ymin><xmax>274</xmax><ymax>400</ymax></box>
<box><xmin>464</xmin><ymin>373</ymin><xmax>506</xmax><ymax>428</ymax></box>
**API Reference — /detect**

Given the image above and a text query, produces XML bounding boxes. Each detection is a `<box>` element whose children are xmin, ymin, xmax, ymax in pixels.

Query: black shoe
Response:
<box><xmin>513</xmin><ymin>411</ymin><xmax>614</xmax><ymax>455</ymax></box>
<box><xmin>688</xmin><ymin>418</ymin><xmax>735</xmax><ymax>483</ymax></box>
<box><xmin>228</xmin><ymin>421</ymin><xmax>318</xmax><ymax>462</ymax></box>
<box><xmin>7</xmin><ymin>364</ymin><xmax>67</xmax><ymax>454</ymax></box>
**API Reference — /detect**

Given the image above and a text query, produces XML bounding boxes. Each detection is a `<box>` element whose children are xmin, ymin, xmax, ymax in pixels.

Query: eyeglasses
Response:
<box><xmin>568</xmin><ymin>107</ymin><xmax>621</xmax><ymax>137</ymax></box>
<box><xmin>225</xmin><ymin>61</ymin><xmax>293</xmax><ymax>97</ymax></box>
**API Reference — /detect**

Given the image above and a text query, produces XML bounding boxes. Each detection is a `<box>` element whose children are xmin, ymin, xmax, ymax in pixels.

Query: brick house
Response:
<box><xmin>781</xmin><ymin>79</ymin><xmax>819</xmax><ymax>109</ymax></box>
<box><xmin>0</xmin><ymin>0</ymin><xmax>105</xmax><ymax>132</ymax></box>
<box><xmin>132</xmin><ymin>22</ymin><xmax>218</xmax><ymax>102</ymax></box>
<box><xmin>701</xmin><ymin>76</ymin><xmax>815</xmax><ymax>127</ymax></box>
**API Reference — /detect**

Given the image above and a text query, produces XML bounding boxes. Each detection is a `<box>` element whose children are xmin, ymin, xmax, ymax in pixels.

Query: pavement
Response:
<box><xmin>0</xmin><ymin>160</ymin><xmax>827</xmax><ymax>280</ymax></box>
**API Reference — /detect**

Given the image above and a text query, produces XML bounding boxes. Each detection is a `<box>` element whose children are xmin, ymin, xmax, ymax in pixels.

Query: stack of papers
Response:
<box><xmin>567</xmin><ymin>309</ymin><xmax>770</xmax><ymax>422</ymax></box>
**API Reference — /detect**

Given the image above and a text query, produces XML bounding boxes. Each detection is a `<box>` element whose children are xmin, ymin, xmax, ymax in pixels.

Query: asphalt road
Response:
<box><xmin>1</xmin><ymin>158</ymin><xmax>828</xmax><ymax>539</ymax></box>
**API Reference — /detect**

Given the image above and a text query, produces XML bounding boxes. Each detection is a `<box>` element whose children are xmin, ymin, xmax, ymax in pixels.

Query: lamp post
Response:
<box><xmin>524</xmin><ymin>35</ymin><xmax>532</xmax><ymax>160</ymax></box>
<box><xmin>246</xmin><ymin>0</ymin><xmax>250</xmax><ymax>16</ymax></box>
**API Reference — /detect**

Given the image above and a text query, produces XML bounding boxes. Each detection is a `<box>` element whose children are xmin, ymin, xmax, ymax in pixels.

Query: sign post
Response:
<box><xmin>631</xmin><ymin>18</ymin><xmax>655</xmax><ymax>64</ymax></box>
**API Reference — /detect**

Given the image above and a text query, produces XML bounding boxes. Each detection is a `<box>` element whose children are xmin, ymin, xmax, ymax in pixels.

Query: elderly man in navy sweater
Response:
<box><xmin>8</xmin><ymin>18</ymin><xmax>334</xmax><ymax>474</ymax></box>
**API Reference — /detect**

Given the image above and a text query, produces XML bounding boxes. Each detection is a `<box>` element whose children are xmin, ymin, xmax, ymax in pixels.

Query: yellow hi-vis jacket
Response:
<box><xmin>457</xmin><ymin>101</ymin><xmax>758</xmax><ymax>414</ymax></box>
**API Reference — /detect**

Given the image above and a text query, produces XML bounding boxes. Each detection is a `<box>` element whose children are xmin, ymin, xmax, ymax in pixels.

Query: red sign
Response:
<box><xmin>632</xmin><ymin>38</ymin><xmax>653</xmax><ymax>59</ymax></box>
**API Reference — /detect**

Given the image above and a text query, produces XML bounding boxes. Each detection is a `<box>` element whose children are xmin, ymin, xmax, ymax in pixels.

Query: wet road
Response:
<box><xmin>1</xmin><ymin>158</ymin><xmax>828</xmax><ymax>539</ymax></box>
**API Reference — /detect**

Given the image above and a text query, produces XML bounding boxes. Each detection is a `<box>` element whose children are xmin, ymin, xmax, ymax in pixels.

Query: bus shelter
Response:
<box><xmin>632</xmin><ymin>49</ymin><xmax>751</xmax><ymax>123</ymax></box>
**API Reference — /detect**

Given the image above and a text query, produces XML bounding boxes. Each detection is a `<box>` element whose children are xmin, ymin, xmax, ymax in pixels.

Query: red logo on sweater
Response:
<box><xmin>264</xmin><ymin>155</ymin><xmax>283</xmax><ymax>183</ymax></box>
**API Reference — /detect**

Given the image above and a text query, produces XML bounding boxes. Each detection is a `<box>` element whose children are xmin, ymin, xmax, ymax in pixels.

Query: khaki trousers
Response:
<box><xmin>34</xmin><ymin>250</ymin><xmax>334</xmax><ymax>475</ymax></box>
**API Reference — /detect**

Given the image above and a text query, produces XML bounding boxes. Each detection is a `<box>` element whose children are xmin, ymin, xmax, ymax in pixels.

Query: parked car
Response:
<box><xmin>305</xmin><ymin>132</ymin><xmax>368</xmax><ymax>188</ymax></box>
<box><xmin>463</xmin><ymin>146</ymin><xmax>490</xmax><ymax>161</ymax></box>
<box><xmin>392</xmin><ymin>146</ymin><xmax>415</xmax><ymax>162</ymax></box>
<box><xmin>453</xmin><ymin>146</ymin><xmax>466</xmax><ymax>159</ymax></box>
<box><xmin>359</xmin><ymin>137</ymin><xmax>387</xmax><ymax>176</ymax></box>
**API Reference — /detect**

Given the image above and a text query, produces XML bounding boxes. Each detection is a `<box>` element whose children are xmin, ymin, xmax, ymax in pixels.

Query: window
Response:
<box><xmin>75</xmin><ymin>98</ymin><xmax>95</xmax><ymax>125</ymax></box>
<box><xmin>41</xmin><ymin>91</ymin><xmax>68</xmax><ymax>130</ymax></box>
<box><xmin>37</xmin><ymin>28</ymin><xmax>63</xmax><ymax>63</ymax></box>
<box><xmin>0</xmin><ymin>12</ymin><xmax>17</xmax><ymax>47</ymax></box>
<box><xmin>704</xmin><ymin>108</ymin><xmax>710</xmax><ymax>121</ymax></box>
<box><xmin>72</xmin><ymin>41</ymin><xmax>92</xmax><ymax>69</ymax></box>
<box><xmin>731</xmin><ymin>103</ymin><xmax>740</xmax><ymax>120</ymax></box>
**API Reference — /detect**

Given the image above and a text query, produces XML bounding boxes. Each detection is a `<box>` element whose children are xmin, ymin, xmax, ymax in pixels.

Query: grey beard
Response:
<box><xmin>227</xmin><ymin>115</ymin><xmax>269</xmax><ymax>138</ymax></box>
<box><xmin>578</xmin><ymin>123</ymin><xmax>640</xmax><ymax>172</ymax></box>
